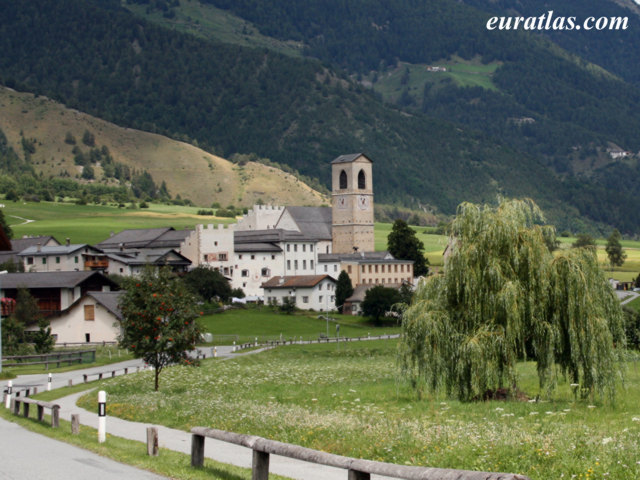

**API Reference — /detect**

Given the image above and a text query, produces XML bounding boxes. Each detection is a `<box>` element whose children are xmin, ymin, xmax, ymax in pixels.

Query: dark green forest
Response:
<box><xmin>1</xmin><ymin>0</ymin><xmax>640</xmax><ymax>232</ymax></box>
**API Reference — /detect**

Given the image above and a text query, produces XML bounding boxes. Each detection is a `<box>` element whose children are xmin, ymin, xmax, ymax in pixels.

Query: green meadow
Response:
<box><xmin>199</xmin><ymin>306</ymin><xmax>400</xmax><ymax>344</ymax></box>
<box><xmin>78</xmin><ymin>340</ymin><xmax>640</xmax><ymax>480</ymax></box>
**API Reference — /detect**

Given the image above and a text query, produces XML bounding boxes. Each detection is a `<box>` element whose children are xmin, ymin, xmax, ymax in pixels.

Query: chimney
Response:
<box><xmin>278</xmin><ymin>277</ymin><xmax>285</xmax><ymax>286</ymax></box>
<box><xmin>37</xmin><ymin>243</ymin><xmax>41</xmax><ymax>252</ymax></box>
<box><xmin>66</xmin><ymin>237</ymin><xmax>71</xmax><ymax>246</ymax></box>
<box><xmin>119</xmin><ymin>243</ymin><xmax>124</xmax><ymax>252</ymax></box>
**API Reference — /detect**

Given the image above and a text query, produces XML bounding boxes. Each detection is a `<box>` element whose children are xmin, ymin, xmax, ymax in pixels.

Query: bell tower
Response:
<box><xmin>331</xmin><ymin>153</ymin><xmax>374</xmax><ymax>254</ymax></box>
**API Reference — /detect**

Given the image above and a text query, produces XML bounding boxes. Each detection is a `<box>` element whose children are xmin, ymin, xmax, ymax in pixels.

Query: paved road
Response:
<box><xmin>0</xmin><ymin>416</ymin><xmax>166</xmax><ymax>480</ymax></box>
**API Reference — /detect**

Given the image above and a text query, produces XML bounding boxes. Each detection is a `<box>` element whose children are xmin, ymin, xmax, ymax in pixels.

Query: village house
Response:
<box><xmin>18</xmin><ymin>240</ymin><xmax>107</xmax><ymax>273</ymax></box>
<box><xmin>103</xmin><ymin>248</ymin><xmax>192</xmax><ymax>276</ymax></box>
<box><xmin>0</xmin><ymin>235</ymin><xmax>60</xmax><ymax>269</ymax></box>
<box><xmin>261</xmin><ymin>275</ymin><xmax>336</xmax><ymax>311</ymax></box>
<box><xmin>0</xmin><ymin>271</ymin><xmax>118</xmax><ymax>317</ymax></box>
<box><xmin>25</xmin><ymin>291</ymin><xmax>124</xmax><ymax>344</ymax></box>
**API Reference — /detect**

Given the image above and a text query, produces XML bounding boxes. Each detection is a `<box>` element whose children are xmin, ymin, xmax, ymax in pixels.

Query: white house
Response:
<box><xmin>261</xmin><ymin>275</ymin><xmax>336</xmax><ymax>311</ymax></box>
<box><xmin>19</xmin><ymin>242</ymin><xmax>107</xmax><ymax>273</ymax></box>
<box><xmin>30</xmin><ymin>291</ymin><xmax>124</xmax><ymax>344</ymax></box>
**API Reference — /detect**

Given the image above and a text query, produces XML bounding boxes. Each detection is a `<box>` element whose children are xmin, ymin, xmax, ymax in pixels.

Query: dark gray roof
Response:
<box><xmin>105</xmin><ymin>249</ymin><xmax>191</xmax><ymax>266</ymax></box>
<box><xmin>331</xmin><ymin>153</ymin><xmax>373</xmax><ymax>164</ymax></box>
<box><xmin>284</xmin><ymin>207</ymin><xmax>332</xmax><ymax>240</ymax></box>
<box><xmin>235</xmin><ymin>243</ymin><xmax>282</xmax><ymax>253</ymax></box>
<box><xmin>0</xmin><ymin>271</ymin><xmax>117</xmax><ymax>289</ymax></box>
<box><xmin>96</xmin><ymin>228</ymin><xmax>190</xmax><ymax>250</ymax></box>
<box><xmin>10</xmin><ymin>236</ymin><xmax>60</xmax><ymax>252</ymax></box>
<box><xmin>234</xmin><ymin>229</ymin><xmax>306</xmax><ymax>244</ymax></box>
<box><xmin>18</xmin><ymin>244</ymin><xmax>103</xmax><ymax>256</ymax></box>
<box><xmin>87</xmin><ymin>291</ymin><xmax>125</xmax><ymax>320</ymax></box>
<box><xmin>345</xmin><ymin>283</ymin><xmax>403</xmax><ymax>303</ymax></box>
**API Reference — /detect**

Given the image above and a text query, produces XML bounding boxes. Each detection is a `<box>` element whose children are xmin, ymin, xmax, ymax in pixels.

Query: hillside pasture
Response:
<box><xmin>79</xmin><ymin>340</ymin><xmax>640</xmax><ymax>480</ymax></box>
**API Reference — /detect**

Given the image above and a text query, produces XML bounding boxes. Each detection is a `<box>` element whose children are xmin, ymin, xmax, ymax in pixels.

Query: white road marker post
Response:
<box><xmin>5</xmin><ymin>380</ymin><xmax>12</xmax><ymax>409</ymax></box>
<box><xmin>214</xmin><ymin>346</ymin><xmax>217</xmax><ymax>358</ymax></box>
<box><xmin>47</xmin><ymin>373</ymin><xmax>52</xmax><ymax>391</ymax></box>
<box><xmin>98</xmin><ymin>390</ymin><xmax>106</xmax><ymax>443</ymax></box>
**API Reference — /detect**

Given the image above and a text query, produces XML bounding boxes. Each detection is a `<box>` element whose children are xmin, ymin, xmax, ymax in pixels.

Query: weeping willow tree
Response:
<box><xmin>399</xmin><ymin>198</ymin><xmax>625</xmax><ymax>402</ymax></box>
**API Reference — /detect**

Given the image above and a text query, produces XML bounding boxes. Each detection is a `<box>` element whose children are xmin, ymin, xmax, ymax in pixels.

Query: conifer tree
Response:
<box><xmin>605</xmin><ymin>228</ymin><xmax>626</xmax><ymax>269</ymax></box>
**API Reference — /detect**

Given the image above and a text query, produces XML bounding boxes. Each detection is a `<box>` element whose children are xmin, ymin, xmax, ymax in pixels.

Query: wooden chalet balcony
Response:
<box><xmin>84</xmin><ymin>259</ymin><xmax>109</xmax><ymax>270</ymax></box>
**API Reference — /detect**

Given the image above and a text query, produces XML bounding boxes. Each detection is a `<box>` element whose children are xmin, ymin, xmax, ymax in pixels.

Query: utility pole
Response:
<box><xmin>0</xmin><ymin>270</ymin><xmax>8</xmax><ymax>373</ymax></box>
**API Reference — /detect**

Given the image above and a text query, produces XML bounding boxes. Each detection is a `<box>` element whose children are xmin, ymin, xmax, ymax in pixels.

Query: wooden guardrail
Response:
<box><xmin>190</xmin><ymin>427</ymin><xmax>531</xmax><ymax>480</ymax></box>
<box><xmin>82</xmin><ymin>366</ymin><xmax>139</xmax><ymax>383</ymax></box>
<box><xmin>12</xmin><ymin>397</ymin><xmax>60</xmax><ymax>428</ymax></box>
<box><xmin>3</xmin><ymin>350</ymin><xmax>96</xmax><ymax>369</ymax></box>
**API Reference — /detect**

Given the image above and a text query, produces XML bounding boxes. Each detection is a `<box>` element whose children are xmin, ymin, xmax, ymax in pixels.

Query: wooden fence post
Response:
<box><xmin>191</xmin><ymin>434</ymin><xmax>205</xmax><ymax>467</ymax></box>
<box><xmin>71</xmin><ymin>414</ymin><xmax>80</xmax><ymax>434</ymax></box>
<box><xmin>147</xmin><ymin>427</ymin><xmax>159</xmax><ymax>456</ymax></box>
<box><xmin>51</xmin><ymin>405</ymin><xmax>60</xmax><ymax>428</ymax></box>
<box><xmin>37</xmin><ymin>404</ymin><xmax>44</xmax><ymax>421</ymax></box>
<box><xmin>252</xmin><ymin>450</ymin><xmax>270</xmax><ymax>480</ymax></box>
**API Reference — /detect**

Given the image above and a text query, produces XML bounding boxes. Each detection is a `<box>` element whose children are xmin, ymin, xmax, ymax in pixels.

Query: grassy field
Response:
<box><xmin>3</xmin><ymin>200</ymin><xmax>235</xmax><ymax>245</ymax></box>
<box><xmin>78</xmin><ymin>340</ymin><xmax>640</xmax><ymax>479</ymax></box>
<box><xmin>199</xmin><ymin>306</ymin><xmax>400</xmax><ymax>344</ymax></box>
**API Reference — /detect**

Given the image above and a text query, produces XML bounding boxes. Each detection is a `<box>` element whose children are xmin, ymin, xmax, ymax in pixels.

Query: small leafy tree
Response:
<box><xmin>119</xmin><ymin>267</ymin><xmax>202</xmax><ymax>391</ymax></box>
<box><xmin>361</xmin><ymin>285</ymin><xmax>402</xmax><ymax>325</ymax></box>
<box><xmin>572</xmin><ymin>233</ymin><xmax>596</xmax><ymax>249</ymax></box>
<box><xmin>399</xmin><ymin>199</ymin><xmax>625</xmax><ymax>402</ymax></box>
<box><xmin>183</xmin><ymin>265</ymin><xmax>232</xmax><ymax>302</ymax></box>
<box><xmin>0</xmin><ymin>209</ymin><xmax>13</xmax><ymax>239</ymax></box>
<box><xmin>335</xmin><ymin>270</ymin><xmax>354</xmax><ymax>313</ymax></box>
<box><xmin>605</xmin><ymin>228</ymin><xmax>626</xmax><ymax>269</ymax></box>
<box><xmin>279</xmin><ymin>296</ymin><xmax>296</xmax><ymax>314</ymax></box>
<box><xmin>32</xmin><ymin>318</ymin><xmax>55</xmax><ymax>353</ymax></box>
<box><xmin>387</xmin><ymin>219</ymin><xmax>429</xmax><ymax>276</ymax></box>
<box><xmin>2</xmin><ymin>288</ymin><xmax>40</xmax><ymax>355</ymax></box>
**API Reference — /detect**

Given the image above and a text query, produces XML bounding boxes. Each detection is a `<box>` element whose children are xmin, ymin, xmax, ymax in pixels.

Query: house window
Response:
<box><xmin>348</xmin><ymin>265</ymin><xmax>352</xmax><ymax>274</ymax></box>
<box><xmin>294</xmin><ymin>260</ymin><xmax>298</xmax><ymax>269</ymax></box>
<box><xmin>271</xmin><ymin>255</ymin><xmax>275</xmax><ymax>260</ymax></box>
<box><xmin>223</xmin><ymin>267</ymin><xmax>229</xmax><ymax>275</ymax></box>
<box><xmin>310</xmin><ymin>245</ymin><xmax>314</xmax><ymax>252</ymax></box>
<box><xmin>84</xmin><ymin>305</ymin><xmax>95</xmax><ymax>321</ymax></box>
<box><xmin>287</xmin><ymin>260</ymin><xmax>291</xmax><ymax>270</ymax></box>
<box><xmin>318</xmin><ymin>283</ymin><xmax>323</xmax><ymax>291</ymax></box>
<box><xmin>331</xmin><ymin>295</ymin><xmax>335</xmax><ymax>302</ymax></box>
<box><xmin>324</xmin><ymin>265</ymin><xmax>328</xmax><ymax>272</ymax></box>
<box><xmin>294</xmin><ymin>244</ymin><xmax>298</xmax><ymax>252</ymax></box>
<box><xmin>368</xmin><ymin>265</ymin><xmax>372</xmax><ymax>273</ymax></box>
<box><xmin>251</xmin><ymin>255</ymin><xmax>255</xmax><ymax>260</ymax></box>
<box><xmin>310</xmin><ymin>260</ymin><xmax>314</xmax><ymax>269</ymax></box>
<box><xmin>214</xmin><ymin>241</ymin><xmax>218</xmax><ymax>246</ymax></box>
<box><xmin>334</xmin><ymin>265</ymin><xmax>337</xmax><ymax>272</ymax></box>
<box><xmin>219</xmin><ymin>253</ymin><xmax>228</xmax><ymax>261</ymax></box>
<box><xmin>261</xmin><ymin>268</ymin><xmax>270</xmax><ymax>277</ymax></box>
<box><xmin>395</xmin><ymin>264</ymin><xmax>398</xmax><ymax>273</ymax></box>
<box><xmin>75</xmin><ymin>256</ymin><xmax>79</xmax><ymax>264</ymax></box>
<box><xmin>27</xmin><ymin>257</ymin><xmax>34</xmax><ymax>265</ymax></box>
<box><xmin>239</xmin><ymin>254</ymin><xmax>243</xmax><ymax>259</ymax></box>
<box><xmin>287</xmin><ymin>244</ymin><xmax>290</xmax><ymax>252</ymax></box>
<box><xmin>241</xmin><ymin>269</ymin><xmax>249</xmax><ymax>277</ymax></box>
<box><xmin>381</xmin><ymin>265</ymin><xmax>385</xmax><ymax>273</ymax></box>
<box><xmin>319</xmin><ymin>295</ymin><xmax>323</xmax><ymax>303</ymax></box>
<box><xmin>302</xmin><ymin>296</ymin><xmax>309</xmax><ymax>304</ymax></box>
<box><xmin>42</xmin><ymin>258</ymin><xmax>47</xmax><ymax>265</ymax></box>
<box><xmin>303</xmin><ymin>260</ymin><xmax>307</xmax><ymax>269</ymax></box>
<box><xmin>56</xmin><ymin>257</ymin><xmax>61</xmax><ymax>264</ymax></box>
<box><xmin>362</xmin><ymin>265</ymin><xmax>365</xmax><ymax>272</ymax></box>
<box><xmin>119</xmin><ymin>268</ymin><xmax>124</xmax><ymax>273</ymax></box>
<box><xmin>375</xmin><ymin>265</ymin><xmax>378</xmax><ymax>273</ymax></box>
<box><xmin>401</xmin><ymin>265</ymin><xmax>404</xmax><ymax>272</ymax></box>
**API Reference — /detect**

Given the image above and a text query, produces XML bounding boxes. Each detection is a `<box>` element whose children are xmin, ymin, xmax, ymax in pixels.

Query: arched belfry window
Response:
<box><xmin>358</xmin><ymin>169</ymin><xmax>366</xmax><ymax>189</ymax></box>
<box><xmin>339</xmin><ymin>170</ymin><xmax>348</xmax><ymax>189</ymax></box>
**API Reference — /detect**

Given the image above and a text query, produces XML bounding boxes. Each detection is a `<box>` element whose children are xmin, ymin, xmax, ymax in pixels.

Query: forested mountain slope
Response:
<box><xmin>2</xmin><ymin>0</ymin><xmax>640</xmax><ymax>232</ymax></box>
